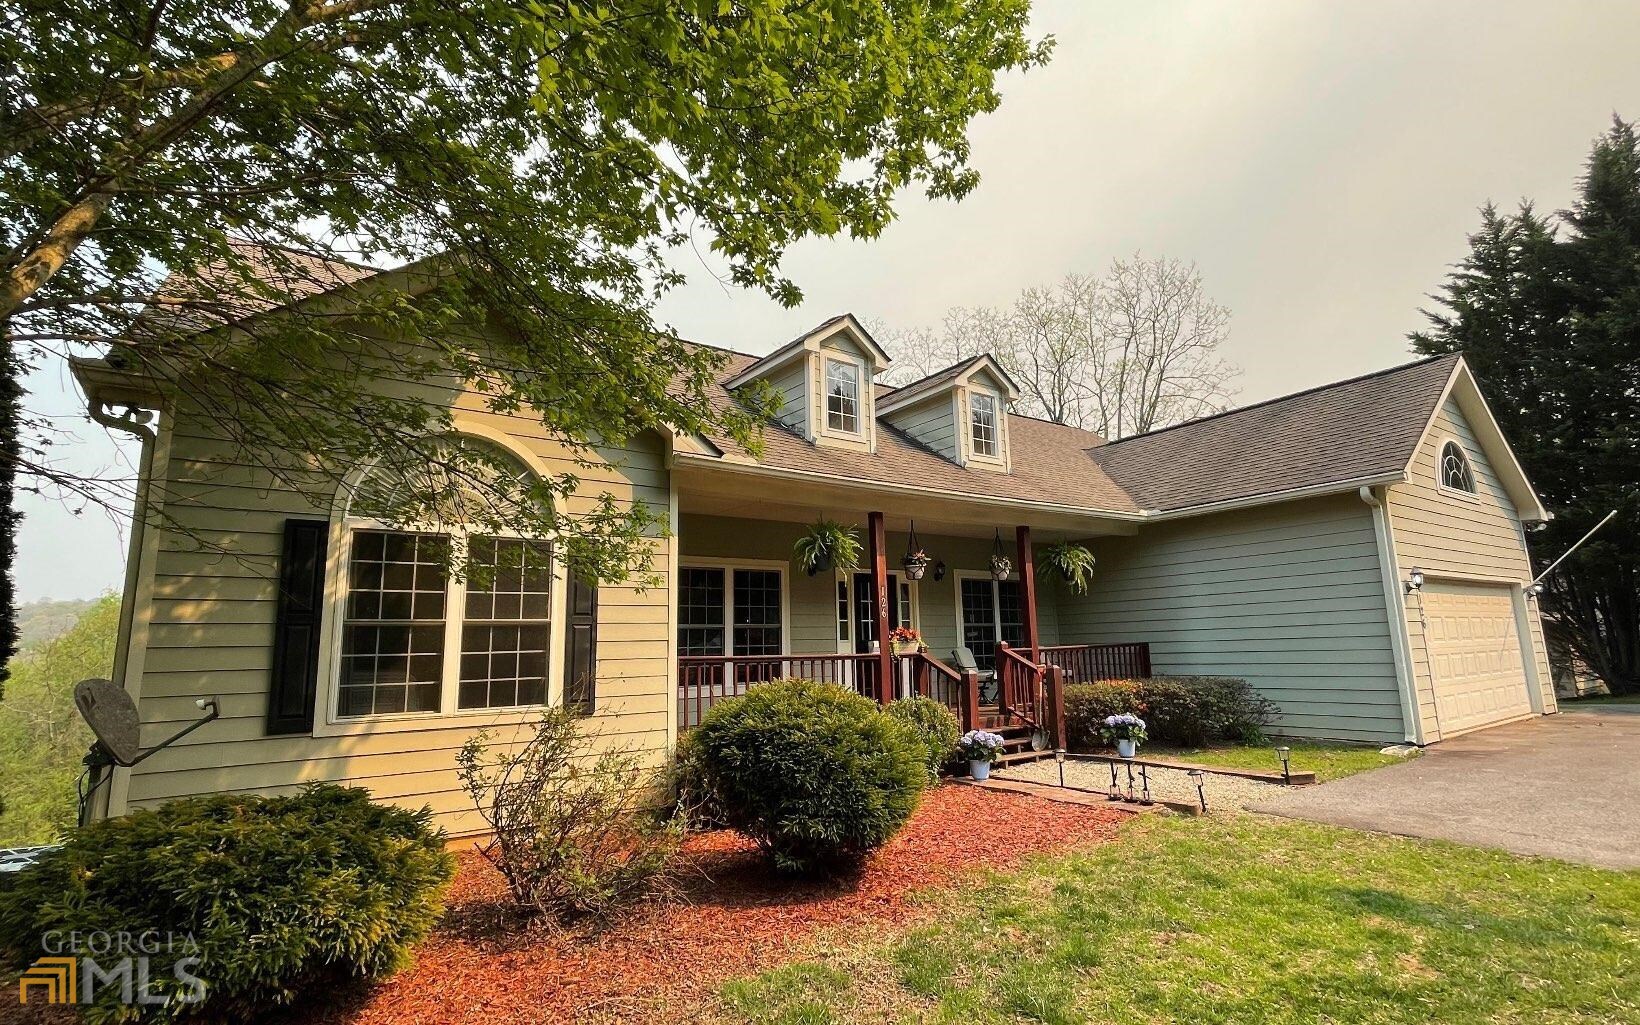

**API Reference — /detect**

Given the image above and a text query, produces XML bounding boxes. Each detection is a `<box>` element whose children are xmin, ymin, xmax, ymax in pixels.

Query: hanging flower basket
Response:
<box><xmin>902</xmin><ymin>552</ymin><xmax>930</xmax><ymax>581</ymax></box>
<box><xmin>989</xmin><ymin>528</ymin><xmax>1011</xmax><ymax>580</ymax></box>
<box><xmin>793</xmin><ymin>519</ymin><xmax>862</xmax><ymax>577</ymax></box>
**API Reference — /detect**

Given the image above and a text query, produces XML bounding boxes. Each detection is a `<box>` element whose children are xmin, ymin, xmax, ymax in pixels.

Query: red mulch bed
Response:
<box><xmin>297</xmin><ymin>784</ymin><xmax>1124</xmax><ymax>1024</ymax></box>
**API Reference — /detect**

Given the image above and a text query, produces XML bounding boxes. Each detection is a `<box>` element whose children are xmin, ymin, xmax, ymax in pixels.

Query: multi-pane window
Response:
<box><xmin>959</xmin><ymin>576</ymin><xmax>1026</xmax><ymax>671</ymax></box>
<box><xmin>825</xmin><ymin>359</ymin><xmax>859</xmax><ymax>433</ymax></box>
<box><xmin>960</xmin><ymin>577</ymin><xmax>998</xmax><ymax>669</ymax></box>
<box><xmin>458</xmin><ymin>537</ymin><xmax>552</xmax><ymax>710</ymax></box>
<box><xmin>338</xmin><ymin>529</ymin><xmax>553</xmax><ymax>718</ymax></box>
<box><xmin>678</xmin><ymin>568</ymin><xmax>727</xmax><ymax>656</ymax></box>
<box><xmin>677</xmin><ymin>567</ymin><xmax>784</xmax><ymax>656</ymax></box>
<box><xmin>1440</xmin><ymin>441</ymin><xmax>1476</xmax><ymax>493</ymax></box>
<box><xmin>340</xmin><ymin>531</ymin><xmax>448</xmax><ymax>716</ymax></box>
<box><xmin>970</xmin><ymin>392</ymin><xmax>999</xmax><ymax>457</ymax></box>
<box><xmin>836</xmin><ymin>580</ymin><xmax>850</xmax><ymax>642</ymax></box>
<box><xmin>733</xmin><ymin>569</ymin><xmax>783</xmax><ymax>655</ymax></box>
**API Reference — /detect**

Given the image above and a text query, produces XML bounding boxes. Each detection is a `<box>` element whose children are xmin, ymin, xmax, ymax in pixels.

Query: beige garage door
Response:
<box><xmin>1424</xmin><ymin>582</ymin><xmax>1533</xmax><ymax>737</ymax></box>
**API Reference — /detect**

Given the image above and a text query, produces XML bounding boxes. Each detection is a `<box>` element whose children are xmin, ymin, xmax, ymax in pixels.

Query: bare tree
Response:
<box><xmin>878</xmin><ymin>255</ymin><xmax>1239</xmax><ymax>438</ymax></box>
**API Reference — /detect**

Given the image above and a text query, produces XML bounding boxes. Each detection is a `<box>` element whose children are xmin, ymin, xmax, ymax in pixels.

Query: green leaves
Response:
<box><xmin>5</xmin><ymin>0</ymin><xmax>1046</xmax><ymax>586</ymax></box>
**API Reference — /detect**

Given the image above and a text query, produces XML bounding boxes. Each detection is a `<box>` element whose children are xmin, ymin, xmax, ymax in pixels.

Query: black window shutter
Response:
<box><xmin>564</xmin><ymin>576</ymin><xmax>598</xmax><ymax>716</ymax></box>
<box><xmin>267</xmin><ymin>519</ymin><xmax>329</xmax><ymax>735</ymax></box>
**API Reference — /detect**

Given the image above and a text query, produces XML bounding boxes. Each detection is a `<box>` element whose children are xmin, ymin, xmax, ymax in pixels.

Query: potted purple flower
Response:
<box><xmin>959</xmin><ymin>729</ymin><xmax>1007</xmax><ymax>780</ymax></box>
<box><xmin>1100</xmin><ymin>713</ymin><xmax>1148</xmax><ymax>758</ymax></box>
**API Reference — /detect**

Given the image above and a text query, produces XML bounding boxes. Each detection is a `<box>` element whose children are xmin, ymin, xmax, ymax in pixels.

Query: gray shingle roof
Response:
<box><xmin>1089</xmin><ymin>354</ymin><xmax>1461</xmax><ymax>512</ymax></box>
<box><xmin>137</xmin><ymin>250</ymin><xmax>1464</xmax><ymax>521</ymax></box>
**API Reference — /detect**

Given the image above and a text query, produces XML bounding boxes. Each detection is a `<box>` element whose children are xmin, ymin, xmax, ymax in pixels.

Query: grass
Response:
<box><xmin>1144</xmin><ymin>742</ymin><xmax>1415</xmax><ymax>782</ymax></box>
<box><xmin>713</xmin><ymin>815</ymin><xmax>1639</xmax><ymax>1024</ymax></box>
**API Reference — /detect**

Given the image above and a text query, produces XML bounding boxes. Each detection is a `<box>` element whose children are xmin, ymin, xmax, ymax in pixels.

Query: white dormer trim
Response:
<box><xmin>818</xmin><ymin>351</ymin><xmax>866</xmax><ymax>442</ymax></box>
<box><xmin>965</xmin><ymin>386</ymin><xmax>1006</xmax><ymax>469</ymax></box>
<box><xmin>876</xmin><ymin>352</ymin><xmax>1020</xmax><ymax>418</ymax></box>
<box><xmin>724</xmin><ymin>313</ymin><xmax>892</xmax><ymax>391</ymax></box>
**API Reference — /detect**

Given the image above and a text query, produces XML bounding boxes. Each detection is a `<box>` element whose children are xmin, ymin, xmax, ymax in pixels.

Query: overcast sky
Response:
<box><xmin>16</xmin><ymin>0</ymin><xmax>1640</xmax><ymax>603</ymax></box>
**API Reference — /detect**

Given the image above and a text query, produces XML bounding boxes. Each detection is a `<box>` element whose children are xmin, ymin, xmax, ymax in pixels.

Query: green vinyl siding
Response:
<box><xmin>1056</xmin><ymin>494</ymin><xmax>1404</xmax><ymax>743</ymax></box>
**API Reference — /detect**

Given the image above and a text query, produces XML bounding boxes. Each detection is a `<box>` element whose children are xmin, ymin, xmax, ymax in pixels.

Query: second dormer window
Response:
<box><xmin>825</xmin><ymin>358</ymin><xmax>859</xmax><ymax>433</ymax></box>
<box><xmin>970</xmin><ymin>392</ymin><xmax>999</xmax><ymax>457</ymax></box>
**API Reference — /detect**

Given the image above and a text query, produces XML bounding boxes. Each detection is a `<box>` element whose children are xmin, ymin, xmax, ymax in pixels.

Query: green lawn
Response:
<box><xmin>716</xmin><ymin>815</ymin><xmax>1639</xmax><ymax>1024</ymax></box>
<box><xmin>1145</xmin><ymin>742</ymin><xmax>1415</xmax><ymax>782</ymax></box>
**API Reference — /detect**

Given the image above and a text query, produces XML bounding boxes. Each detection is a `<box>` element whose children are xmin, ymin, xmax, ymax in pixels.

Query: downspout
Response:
<box><xmin>1360</xmin><ymin>486</ymin><xmax>1423</xmax><ymax>745</ymax></box>
<box><xmin>84</xmin><ymin>401</ymin><xmax>158</xmax><ymax>822</ymax></box>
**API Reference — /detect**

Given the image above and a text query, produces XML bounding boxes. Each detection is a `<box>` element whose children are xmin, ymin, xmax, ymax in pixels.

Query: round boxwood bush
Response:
<box><xmin>886</xmin><ymin>696</ymin><xmax>961</xmax><ymax>779</ymax></box>
<box><xmin>688</xmin><ymin>678</ymin><xmax>929</xmax><ymax>874</ymax></box>
<box><xmin>0</xmin><ymin>783</ymin><xmax>455</xmax><ymax>1023</ymax></box>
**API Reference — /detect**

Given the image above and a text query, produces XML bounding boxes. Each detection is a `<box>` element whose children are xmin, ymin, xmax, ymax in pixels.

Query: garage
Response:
<box><xmin>1423</xmin><ymin>582</ymin><xmax>1535</xmax><ymax>737</ymax></box>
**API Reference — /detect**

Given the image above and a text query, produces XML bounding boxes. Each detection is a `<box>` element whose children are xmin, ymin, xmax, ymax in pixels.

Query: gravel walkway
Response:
<box><xmin>996</xmin><ymin>756</ymin><xmax>1292</xmax><ymax>812</ymax></box>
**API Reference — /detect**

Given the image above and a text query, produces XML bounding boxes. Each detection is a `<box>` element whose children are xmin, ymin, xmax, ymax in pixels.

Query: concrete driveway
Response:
<box><xmin>1250</xmin><ymin>708</ymin><xmax>1640</xmax><ymax>870</ymax></box>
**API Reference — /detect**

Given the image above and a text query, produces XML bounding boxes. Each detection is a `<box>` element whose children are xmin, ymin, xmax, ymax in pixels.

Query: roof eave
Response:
<box><xmin>1407</xmin><ymin>358</ymin><xmax>1551</xmax><ymax>522</ymax></box>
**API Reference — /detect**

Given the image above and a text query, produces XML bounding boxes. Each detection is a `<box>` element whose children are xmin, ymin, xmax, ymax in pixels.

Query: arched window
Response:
<box><xmin>335</xmin><ymin>434</ymin><xmax>556</xmax><ymax>719</ymax></box>
<box><xmin>1439</xmin><ymin>441</ymin><xmax>1475</xmax><ymax>493</ymax></box>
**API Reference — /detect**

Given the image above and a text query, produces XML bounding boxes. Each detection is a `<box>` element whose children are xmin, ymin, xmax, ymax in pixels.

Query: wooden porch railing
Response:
<box><xmin>677</xmin><ymin>653</ymin><xmax>883</xmax><ymax>729</ymax></box>
<box><xmin>1039</xmin><ymin>642</ymin><xmax>1151</xmax><ymax>683</ymax></box>
<box><xmin>909</xmin><ymin>651</ymin><xmax>979</xmax><ymax>727</ymax></box>
<box><xmin>678</xmin><ymin>642</ymin><xmax>1152</xmax><ymax>736</ymax></box>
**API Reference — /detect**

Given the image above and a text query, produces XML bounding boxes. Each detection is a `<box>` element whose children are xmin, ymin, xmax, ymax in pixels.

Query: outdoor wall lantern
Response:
<box><xmin>933</xmin><ymin>560</ymin><xmax>947</xmax><ymax>582</ymax></box>
<box><xmin>1405</xmin><ymin>568</ymin><xmax>1425</xmax><ymax>594</ymax></box>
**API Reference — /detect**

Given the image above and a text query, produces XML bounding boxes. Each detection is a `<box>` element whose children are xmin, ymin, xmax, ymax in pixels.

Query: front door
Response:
<box><xmin>851</xmin><ymin>572</ymin><xmax>901</xmax><ymax>654</ymax></box>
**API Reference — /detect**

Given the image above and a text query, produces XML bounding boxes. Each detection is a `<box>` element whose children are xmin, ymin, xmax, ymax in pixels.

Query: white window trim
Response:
<box><xmin>832</xmin><ymin>569</ymin><xmax>919</xmax><ymax>655</ymax></box>
<box><xmin>1435</xmin><ymin>436</ymin><xmax>1481</xmax><ymax>502</ymax></box>
<box><xmin>968</xmin><ymin>388</ymin><xmax>1002</xmax><ymax>462</ymax></box>
<box><xmin>312</xmin><ymin>424</ymin><xmax>566</xmax><ymax>738</ymax></box>
<box><xmin>313</xmin><ymin>518</ymin><xmax>567</xmax><ymax>737</ymax></box>
<box><xmin>951</xmin><ymin>569</ymin><xmax>1019</xmax><ymax>651</ymax></box>
<box><xmin>678</xmin><ymin>557</ymin><xmax>791</xmax><ymax>658</ymax></box>
<box><xmin>820</xmin><ymin>354</ymin><xmax>865</xmax><ymax>439</ymax></box>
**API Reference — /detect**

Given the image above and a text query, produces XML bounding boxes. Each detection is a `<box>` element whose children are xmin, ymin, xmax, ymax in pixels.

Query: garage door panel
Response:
<box><xmin>1424</xmin><ymin>583</ymin><xmax>1532</xmax><ymax>738</ymax></box>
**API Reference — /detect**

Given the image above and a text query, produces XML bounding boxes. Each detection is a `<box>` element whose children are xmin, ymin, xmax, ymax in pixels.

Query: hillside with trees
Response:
<box><xmin>0</xmin><ymin>595</ymin><xmax>111</xmax><ymax>845</ymax></box>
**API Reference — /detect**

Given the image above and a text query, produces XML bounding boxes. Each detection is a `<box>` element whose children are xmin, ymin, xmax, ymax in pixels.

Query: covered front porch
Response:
<box><xmin>671</xmin><ymin>468</ymin><xmax>1151</xmax><ymax>743</ymax></box>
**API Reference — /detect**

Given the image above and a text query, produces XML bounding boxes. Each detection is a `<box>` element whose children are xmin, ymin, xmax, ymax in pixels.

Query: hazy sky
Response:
<box><xmin>16</xmin><ymin>0</ymin><xmax>1640</xmax><ymax>603</ymax></box>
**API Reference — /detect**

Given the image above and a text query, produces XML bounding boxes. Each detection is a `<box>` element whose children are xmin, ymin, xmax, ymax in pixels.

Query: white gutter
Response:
<box><xmin>1143</xmin><ymin>472</ymin><xmax>1407</xmax><ymax>521</ymax></box>
<box><xmin>1359</xmin><ymin>485</ymin><xmax>1424</xmax><ymax>745</ymax></box>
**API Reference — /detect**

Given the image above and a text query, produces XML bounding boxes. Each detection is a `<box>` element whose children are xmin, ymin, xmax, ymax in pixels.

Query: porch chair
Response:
<box><xmin>951</xmin><ymin>646</ymin><xmax>1001</xmax><ymax>706</ymax></box>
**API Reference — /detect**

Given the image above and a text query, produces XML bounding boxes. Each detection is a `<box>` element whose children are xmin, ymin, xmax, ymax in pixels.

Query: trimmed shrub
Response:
<box><xmin>1063</xmin><ymin>679</ymin><xmax>1144</xmax><ymax>749</ymax></box>
<box><xmin>886</xmin><ymin>697</ymin><xmax>961</xmax><ymax>779</ymax></box>
<box><xmin>458</xmin><ymin>708</ymin><xmax>683</xmax><ymax>922</ymax></box>
<box><xmin>0</xmin><ymin>784</ymin><xmax>454</xmax><ymax>1024</ymax></box>
<box><xmin>1063</xmin><ymin>676</ymin><xmax>1275</xmax><ymax>749</ymax></box>
<box><xmin>687</xmin><ymin>678</ymin><xmax>928</xmax><ymax>874</ymax></box>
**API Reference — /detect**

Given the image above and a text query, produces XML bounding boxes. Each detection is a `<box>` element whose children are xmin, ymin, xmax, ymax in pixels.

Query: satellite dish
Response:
<box><xmin>1030</xmin><ymin>729</ymin><xmax>1050</xmax><ymax>752</ymax></box>
<box><xmin>74</xmin><ymin>679</ymin><xmax>144</xmax><ymax>766</ymax></box>
<box><xmin>73</xmin><ymin>678</ymin><xmax>218</xmax><ymax>768</ymax></box>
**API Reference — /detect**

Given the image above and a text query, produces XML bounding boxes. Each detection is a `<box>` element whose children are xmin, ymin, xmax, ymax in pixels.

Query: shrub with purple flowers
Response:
<box><xmin>958</xmin><ymin>729</ymin><xmax>1007</xmax><ymax>763</ymax></box>
<box><xmin>1099</xmin><ymin>713</ymin><xmax>1148</xmax><ymax>744</ymax></box>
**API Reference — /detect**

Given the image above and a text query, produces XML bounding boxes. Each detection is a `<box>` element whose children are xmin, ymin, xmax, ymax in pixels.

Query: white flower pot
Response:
<box><xmin>969</xmin><ymin>759</ymin><xmax>992</xmax><ymax>781</ymax></box>
<box><xmin>1116</xmin><ymin>738</ymin><xmax>1138</xmax><ymax>759</ymax></box>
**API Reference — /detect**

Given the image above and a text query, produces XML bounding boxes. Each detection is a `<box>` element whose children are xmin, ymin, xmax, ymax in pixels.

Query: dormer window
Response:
<box><xmin>970</xmin><ymin>392</ymin><xmax>999</xmax><ymax>457</ymax></box>
<box><xmin>825</xmin><ymin>358</ymin><xmax>860</xmax><ymax>434</ymax></box>
<box><xmin>1440</xmin><ymin>441</ymin><xmax>1475</xmax><ymax>493</ymax></box>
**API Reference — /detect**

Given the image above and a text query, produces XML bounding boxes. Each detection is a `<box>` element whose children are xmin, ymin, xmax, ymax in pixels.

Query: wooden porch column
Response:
<box><xmin>868</xmin><ymin>511</ymin><xmax>893</xmax><ymax>703</ymax></box>
<box><xmin>1016</xmin><ymin>525</ymin><xmax>1041</xmax><ymax>666</ymax></box>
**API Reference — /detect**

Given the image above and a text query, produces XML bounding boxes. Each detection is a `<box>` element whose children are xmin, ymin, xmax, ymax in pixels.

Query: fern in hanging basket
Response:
<box><xmin>1038</xmin><ymin>541</ymin><xmax>1098</xmax><ymax>594</ymax></box>
<box><xmin>793</xmin><ymin>519</ymin><xmax>863</xmax><ymax>576</ymax></box>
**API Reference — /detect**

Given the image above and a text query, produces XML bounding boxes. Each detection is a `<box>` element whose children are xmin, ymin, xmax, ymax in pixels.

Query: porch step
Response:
<box><xmin>995</xmin><ymin>749</ymin><xmax>1054</xmax><ymax>767</ymax></box>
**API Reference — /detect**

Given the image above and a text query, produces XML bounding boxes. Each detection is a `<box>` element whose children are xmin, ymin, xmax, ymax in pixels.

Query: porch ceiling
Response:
<box><xmin>675</xmin><ymin>463</ymin><xmax>1138</xmax><ymax>541</ymax></box>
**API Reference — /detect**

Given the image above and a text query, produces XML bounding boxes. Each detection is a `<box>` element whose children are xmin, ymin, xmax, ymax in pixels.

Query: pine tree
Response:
<box><xmin>1413</xmin><ymin>118</ymin><xmax>1640</xmax><ymax>693</ymax></box>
